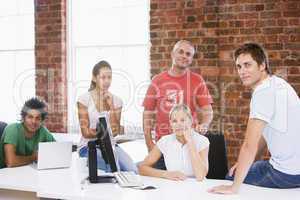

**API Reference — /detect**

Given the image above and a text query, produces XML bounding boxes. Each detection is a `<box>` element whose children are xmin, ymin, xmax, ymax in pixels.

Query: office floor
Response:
<box><xmin>0</xmin><ymin>189</ymin><xmax>37</xmax><ymax>200</ymax></box>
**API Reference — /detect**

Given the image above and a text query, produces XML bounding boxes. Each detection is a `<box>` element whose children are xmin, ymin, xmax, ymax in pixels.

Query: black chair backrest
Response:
<box><xmin>205</xmin><ymin>131</ymin><xmax>228</xmax><ymax>179</ymax></box>
<box><xmin>0</xmin><ymin>121</ymin><xmax>7</xmax><ymax>139</ymax></box>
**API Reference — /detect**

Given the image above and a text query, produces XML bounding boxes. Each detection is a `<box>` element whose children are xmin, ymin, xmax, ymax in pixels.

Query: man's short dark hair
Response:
<box><xmin>234</xmin><ymin>43</ymin><xmax>271</xmax><ymax>74</ymax></box>
<box><xmin>21</xmin><ymin>97</ymin><xmax>48</xmax><ymax>121</ymax></box>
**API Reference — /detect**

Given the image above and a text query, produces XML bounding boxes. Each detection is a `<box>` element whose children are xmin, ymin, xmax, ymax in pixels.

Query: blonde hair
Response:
<box><xmin>169</xmin><ymin>104</ymin><xmax>193</xmax><ymax>122</ymax></box>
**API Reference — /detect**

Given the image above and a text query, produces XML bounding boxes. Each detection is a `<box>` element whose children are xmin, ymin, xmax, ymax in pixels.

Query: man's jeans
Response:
<box><xmin>226</xmin><ymin>160</ymin><xmax>300</xmax><ymax>188</ymax></box>
<box><xmin>79</xmin><ymin>144</ymin><xmax>138</xmax><ymax>173</ymax></box>
<box><xmin>153</xmin><ymin>155</ymin><xmax>166</xmax><ymax>170</ymax></box>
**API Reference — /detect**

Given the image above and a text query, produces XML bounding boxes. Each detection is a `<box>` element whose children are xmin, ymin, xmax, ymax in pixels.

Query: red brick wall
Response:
<box><xmin>150</xmin><ymin>0</ymin><xmax>300</xmax><ymax>167</ymax></box>
<box><xmin>35</xmin><ymin>0</ymin><xmax>67</xmax><ymax>132</ymax></box>
<box><xmin>33</xmin><ymin>0</ymin><xmax>300</xmax><ymax>166</ymax></box>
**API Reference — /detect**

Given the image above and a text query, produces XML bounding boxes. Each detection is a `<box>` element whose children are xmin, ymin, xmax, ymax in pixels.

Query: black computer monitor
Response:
<box><xmin>88</xmin><ymin>112</ymin><xmax>119</xmax><ymax>183</ymax></box>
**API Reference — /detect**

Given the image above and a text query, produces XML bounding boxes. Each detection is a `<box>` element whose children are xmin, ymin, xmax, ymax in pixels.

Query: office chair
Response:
<box><xmin>205</xmin><ymin>131</ymin><xmax>228</xmax><ymax>179</ymax></box>
<box><xmin>0</xmin><ymin>121</ymin><xmax>7</xmax><ymax>139</ymax></box>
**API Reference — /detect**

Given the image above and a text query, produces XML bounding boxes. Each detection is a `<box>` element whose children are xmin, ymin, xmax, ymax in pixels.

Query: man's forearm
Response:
<box><xmin>6</xmin><ymin>154</ymin><xmax>36</xmax><ymax>168</ymax></box>
<box><xmin>232</xmin><ymin>144</ymin><xmax>257</xmax><ymax>189</ymax></box>
<box><xmin>232</xmin><ymin>119</ymin><xmax>266</xmax><ymax>190</ymax></box>
<box><xmin>202</xmin><ymin>110</ymin><xmax>213</xmax><ymax>125</ymax></box>
<box><xmin>143</xmin><ymin>111</ymin><xmax>155</xmax><ymax>151</ymax></box>
<box><xmin>198</xmin><ymin>105</ymin><xmax>213</xmax><ymax>126</ymax></box>
<box><xmin>144</xmin><ymin>128</ymin><xmax>154</xmax><ymax>149</ymax></box>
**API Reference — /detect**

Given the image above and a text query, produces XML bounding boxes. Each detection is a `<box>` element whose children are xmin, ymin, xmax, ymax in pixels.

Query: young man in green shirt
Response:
<box><xmin>0</xmin><ymin>97</ymin><xmax>55</xmax><ymax>168</ymax></box>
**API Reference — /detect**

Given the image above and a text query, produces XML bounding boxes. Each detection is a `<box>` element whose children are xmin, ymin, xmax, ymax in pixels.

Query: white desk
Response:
<box><xmin>36</xmin><ymin>154</ymin><xmax>300</xmax><ymax>200</ymax></box>
<box><xmin>0</xmin><ymin>165</ymin><xmax>38</xmax><ymax>200</ymax></box>
<box><xmin>37</xmin><ymin>171</ymin><xmax>300</xmax><ymax>200</ymax></box>
<box><xmin>1</xmin><ymin>153</ymin><xmax>300</xmax><ymax>200</ymax></box>
<box><xmin>0</xmin><ymin>165</ymin><xmax>37</xmax><ymax>191</ymax></box>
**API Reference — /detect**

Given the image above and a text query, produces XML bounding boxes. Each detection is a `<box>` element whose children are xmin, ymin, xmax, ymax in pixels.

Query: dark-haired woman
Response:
<box><xmin>77</xmin><ymin>60</ymin><xmax>137</xmax><ymax>173</ymax></box>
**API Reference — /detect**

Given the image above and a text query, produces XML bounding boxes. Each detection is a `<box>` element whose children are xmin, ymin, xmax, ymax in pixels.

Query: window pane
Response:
<box><xmin>123</xmin><ymin>5</ymin><xmax>149</xmax><ymax>44</ymax></box>
<box><xmin>13</xmin><ymin>51</ymin><xmax>36</xmax><ymax>117</ymax></box>
<box><xmin>68</xmin><ymin>0</ymin><xmax>150</xmax><ymax>134</ymax></box>
<box><xmin>0</xmin><ymin>0</ymin><xmax>18</xmax><ymax>16</ymax></box>
<box><xmin>0</xmin><ymin>17</ymin><xmax>18</xmax><ymax>50</ymax></box>
<box><xmin>73</xmin><ymin>1</ymin><xmax>149</xmax><ymax>46</ymax></box>
<box><xmin>73</xmin><ymin>11</ymin><xmax>122</xmax><ymax>46</ymax></box>
<box><xmin>0</xmin><ymin>13</ymin><xmax>34</xmax><ymax>50</ymax></box>
<box><xmin>18</xmin><ymin>0</ymin><xmax>34</xmax><ymax>15</ymax></box>
<box><xmin>0</xmin><ymin>0</ymin><xmax>35</xmax><ymax>123</ymax></box>
<box><xmin>0</xmin><ymin>51</ymin><xmax>35</xmax><ymax>123</ymax></box>
<box><xmin>16</xmin><ymin>15</ymin><xmax>34</xmax><ymax>49</ymax></box>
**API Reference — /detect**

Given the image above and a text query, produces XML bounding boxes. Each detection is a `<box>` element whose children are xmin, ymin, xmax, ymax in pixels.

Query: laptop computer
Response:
<box><xmin>34</xmin><ymin>141</ymin><xmax>72</xmax><ymax>170</ymax></box>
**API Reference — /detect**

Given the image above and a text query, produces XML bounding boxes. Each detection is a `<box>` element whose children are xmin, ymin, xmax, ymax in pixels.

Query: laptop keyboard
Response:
<box><xmin>114</xmin><ymin>171</ymin><xmax>143</xmax><ymax>187</ymax></box>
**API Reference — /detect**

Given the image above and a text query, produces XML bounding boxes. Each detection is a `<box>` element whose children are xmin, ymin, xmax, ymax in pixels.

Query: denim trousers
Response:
<box><xmin>79</xmin><ymin>144</ymin><xmax>138</xmax><ymax>173</ymax></box>
<box><xmin>153</xmin><ymin>155</ymin><xmax>166</xmax><ymax>170</ymax></box>
<box><xmin>226</xmin><ymin>160</ymin><xmax>300</xmax><ymax>188</ymax></box>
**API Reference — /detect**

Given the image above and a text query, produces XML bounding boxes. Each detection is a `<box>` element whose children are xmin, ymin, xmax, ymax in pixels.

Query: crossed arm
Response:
<box><xmin>4</xmin><ymin>144</ymin><xmax>37</xmax><ymax>167</ymax></box>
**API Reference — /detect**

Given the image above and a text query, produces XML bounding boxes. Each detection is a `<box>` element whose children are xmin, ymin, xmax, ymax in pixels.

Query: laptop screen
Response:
<box><xmin>37</xmin><ymin>142</ymin><xmax>72</xmax><ymax>170</ymax></box>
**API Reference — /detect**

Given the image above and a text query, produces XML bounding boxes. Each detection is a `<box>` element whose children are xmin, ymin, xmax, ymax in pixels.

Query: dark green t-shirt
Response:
<box><xmin>0</xmin><ymin>122</ymin><xmax>55</xmax><ymax>168</ymax></box>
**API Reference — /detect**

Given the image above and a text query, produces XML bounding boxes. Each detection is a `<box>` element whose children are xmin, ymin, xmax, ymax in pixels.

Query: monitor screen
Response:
<box><xmin>96</xmin><ymin>112</ymin><xmax>119</xmax><ymax>172</ymax></box>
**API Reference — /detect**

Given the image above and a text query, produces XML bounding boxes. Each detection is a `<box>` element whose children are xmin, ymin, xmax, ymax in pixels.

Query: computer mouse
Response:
<box><xmin>142</xmin><ymin>185</ymin><xmax>157</xmax><ymax>190</ymax></box>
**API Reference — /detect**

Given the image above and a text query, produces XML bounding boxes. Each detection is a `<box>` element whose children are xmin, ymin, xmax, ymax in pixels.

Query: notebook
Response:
<box><xmin>33</xmin><ymin>141</ymin><xmax>72</xmax><ymax>170</ymax></box>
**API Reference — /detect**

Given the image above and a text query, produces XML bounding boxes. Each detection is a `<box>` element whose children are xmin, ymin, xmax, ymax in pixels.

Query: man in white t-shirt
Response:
<box><xmin>209</xmin><ymin>43</ymin><xmax>300</xmax><ymax>194</ymax></box>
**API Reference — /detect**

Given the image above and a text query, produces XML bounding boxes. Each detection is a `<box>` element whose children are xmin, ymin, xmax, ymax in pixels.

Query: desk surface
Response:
<box><xmin>36</xmin><ymin>154</ymin><xmax>300</xmax><ymax>200</ymax></box>
<box><xmin>37</xmin><ymin>174</ymin><xmax>300</xmax><ymax>200</ymax></box>
<box><xmin>1</xmin><ymin>154</ymin><xmax>300</xmax><ymax>200</ymax></box>
<box><xmin>0</xmin><ymin>165</ymin><xmax>37</xmax><ymax>192</ymax></box>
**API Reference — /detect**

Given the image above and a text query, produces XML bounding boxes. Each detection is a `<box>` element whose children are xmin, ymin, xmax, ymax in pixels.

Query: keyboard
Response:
<box><xmin>114</xmin><ymin>171</ymin><xmax>143</xmax><ymax>187</ymax></box>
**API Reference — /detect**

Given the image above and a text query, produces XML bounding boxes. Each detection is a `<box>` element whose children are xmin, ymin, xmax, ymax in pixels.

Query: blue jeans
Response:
<box><xmin>79</xmin><ymin>144</ymin><xmax>138</xmax><ymax>173</ymax></box>
<box><xmin>226</xmin><ymin>160</ymin><xmax>300</xmax><ymax>188</ymax></box>
<box><xmin>153</xmin><ymin>155</ymin><xmax>166</xmax><ymax>170</ymax></box>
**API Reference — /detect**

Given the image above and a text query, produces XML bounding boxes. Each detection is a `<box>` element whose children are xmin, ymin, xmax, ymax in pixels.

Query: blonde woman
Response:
<box><xmin>139</xmin><ymin>104</ymin><xmax>209</xmax><ymax>181</ymax></box>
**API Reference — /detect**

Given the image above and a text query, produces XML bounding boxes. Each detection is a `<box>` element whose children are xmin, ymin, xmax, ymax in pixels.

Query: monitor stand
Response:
<box><xmin>87</xmin><ymin>140</ymin><xmax>117</xmax><ymax>184</ymax></box>
<box><xmin>89</xmin><ymin>175</ymin><xmax>117</xmax><ymax>184</ymax></box>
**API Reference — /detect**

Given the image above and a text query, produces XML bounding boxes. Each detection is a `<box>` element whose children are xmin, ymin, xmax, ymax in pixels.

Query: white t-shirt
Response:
<box><xmin>77</xmin><ymin>91</ymin><xmax>123</xmax><ymax>149</ymax></box>
<box><xmin>250</xmin><ymin>75</ymin><xmax>300</xmax><ymax>175</ymax></box>
<box><xmin>156</xmin><ymin>130</ymin><xmax>209</xmax><ymax>177</ymax></box>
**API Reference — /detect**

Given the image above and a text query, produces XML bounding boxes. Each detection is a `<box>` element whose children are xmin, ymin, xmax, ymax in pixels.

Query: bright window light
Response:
<box><xmin>68</xmin><ymin>0</ymin><xmax>150</xmax><ymax>135</ymax></box>
<box><xmin>0</xmin><ymin>0</ymin><xmax>35</xmax><ymax>123</ymax></box>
